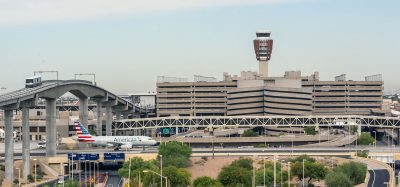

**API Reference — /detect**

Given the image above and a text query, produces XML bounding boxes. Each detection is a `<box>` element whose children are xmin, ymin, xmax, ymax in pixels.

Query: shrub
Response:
<box><xmin>218</xmin><ymin>158</ymin><xmax>253</xmax><ymax>187</ymax></box>
<box><xmin>242</xmin><ymin>130</ymin><xmax>258</xmax><ymax>137</ymax></box>
<box><xmin>27</xmin><ymin>174</ymin><xmax>34</xmax><ymax>182</ymax></box>
<box><xmin>304</xmin><ymin>126</ymin><xmax>317</xmax><ymax>135</ymax></box>
<box><xmin>357</xmin><ymin>132</ymin><xmax>375</xmax><ymax>145</ymax></box>
<box><xmin>335</xmin><ymin>161</ymin><xmax>367</xmax><ymax>185</ymax></box>
<box><xmin>158</xmin><ymin>141</ymin><xmax>192</xmax><ymax>168</ymax></box>
<box><xmin>325</xmin><ymin>171</ymin><xmax>353</xmax><ymax>187</ymax></box>
<box><xmin>194</xmin><ymin>176</ymin><xmax>222</xmax><ymax>187</ymax></box>
<box><xmin>356</xmin><ymin>150</ymin><xmax>369</xmax><ymax>158</ymax></box>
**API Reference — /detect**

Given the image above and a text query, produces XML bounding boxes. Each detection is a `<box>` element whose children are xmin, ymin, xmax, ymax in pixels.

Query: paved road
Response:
<box><xmin>368</xmin><ymin>169</ymin><xmax>390</xmax><ymax>187</ymax></box>
<box><xmin>104</xmin><ymin>171</ymin><xmax>122</xmax><ymax>187</ymax></box>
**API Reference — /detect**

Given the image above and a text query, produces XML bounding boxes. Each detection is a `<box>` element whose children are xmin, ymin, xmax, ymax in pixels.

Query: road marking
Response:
<box><xmin>371</xmin><ymin>169</ymin><xmax>376</xmax><ymax>187</ymax></box>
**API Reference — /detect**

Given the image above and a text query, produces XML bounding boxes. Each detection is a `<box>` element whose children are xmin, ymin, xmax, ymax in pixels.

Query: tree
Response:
<box><xmin>194</xmin><ymin>176</ymin><xmax>222</xmax><ymax>187</ymax></box>
<box><xmin>289</xmin><ymin>155</ymin><xmax>315</xmax><ymax>163</ymax></box>
<box><xmin>163</xmin><ymin>166</ymin><xmax>191</xmax><ymax>187</ymax></box>
<box><xmin>158</xmin><ymin>141</ymin><xmax>192</xmax><ymax>168</ymax></box>
<box><xmin>255</xmin><ymin>161</ymin><xmax>288</xmax><ymax>187</ymax></box>
<box><xmin>242</xmin><ymin>130</ymin><xmax>258</xmax><ymax>137</ymax></box>
<box><xmin>325</xmin><ymin>172</ymin><xmax>353</xmax><ymax>187</ymax></box>
<box><xmin>118</xmin><ymin>157</ymin><xmax>159</xmax><ymax>187</ymax></box>
<box><xmin>64</xmin><ymin>180</ymin><xmax>80</xmax><ymax>187</ymax></box>
<box><xmin>231</xmin><ymin>157</ymin><xmax>253</xmax><ymax>170</ymax></box>
<box><xmin>335</xmin><ymin>161</ymin><xmax>367</xmax><ymax>185</ymax></box>
<box><xmin>291</xmin><ymin>160</ymin><xmax>327</xmax><ymax>185</ymax></box>
<box><xmin>357</xmin><ymin>132</ymin><xmax>375</xmax><ymax>145</ymax></box>
<box><xmin>218</xmin><ymin>165</ymin><xmax>252</xmax><ymax>187</ymax></box>
<box><xmin>304</xmin><ymin>126</ymin><xmax>316</xmax><ymax>135</ymax></box>
<box><xmin>217</xmin><ymin>157</ymin><xmax>254</xmax><ymax>187</ymax></box>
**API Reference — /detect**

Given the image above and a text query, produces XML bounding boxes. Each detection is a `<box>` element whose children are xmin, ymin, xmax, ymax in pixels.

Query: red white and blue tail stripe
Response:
<box><xmin>74</xmin><ymin>121</ymin><xmax>95</xmax><ymax>142</ymax></box>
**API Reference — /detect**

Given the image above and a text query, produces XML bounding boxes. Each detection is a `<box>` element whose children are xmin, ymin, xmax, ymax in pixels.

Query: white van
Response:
<box><xmin>37</xmin><ymin>142</ymin><xmax>46</xmax><ymax>148</ymax></box>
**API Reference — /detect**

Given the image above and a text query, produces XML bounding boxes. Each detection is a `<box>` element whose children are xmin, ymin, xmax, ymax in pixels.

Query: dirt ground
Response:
<box><xmin>188</xmin><ymin>156</ymin><xmax>240</xmax><ymax>179</ymax></box>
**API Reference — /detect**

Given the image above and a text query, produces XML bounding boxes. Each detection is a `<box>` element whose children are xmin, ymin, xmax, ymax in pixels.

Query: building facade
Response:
<box><xmin>227</xmin><ymin>86</ymin><xmax>313</xmax><ymax>116</ymax></box>
<box><xmin>303</xmin><ymin>80</ymin><xmax>384</xmax><ymax>115</ymax></box>
<box><xmin>156</xmin><ymin>81</ymin><xmax>237</xmax><ymax>117</ymax></box>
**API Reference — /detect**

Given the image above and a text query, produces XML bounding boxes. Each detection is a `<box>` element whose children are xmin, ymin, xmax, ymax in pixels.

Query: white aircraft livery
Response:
<box><xmin>73</xmin><ymin>121</ymin><xmax>157</xmax><ymax>150</ymax></box>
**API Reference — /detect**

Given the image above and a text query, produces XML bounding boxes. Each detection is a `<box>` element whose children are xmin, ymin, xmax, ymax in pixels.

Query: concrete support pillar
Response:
<box><xmin>4</xmin><ymin>110</ymin><xmax>14</xmax><ymax>186</ymax></box>
<box><xmin>115</xmin><ymin>111</ymin><xmax>121</xmax><ymax>120</ymax></box>
<box><xmin>22</xmin><ymin>107</ymin><xmax>30</xmax><ymax>180</ymax></box>
<box><xmin>46</xmin><ymin>98</ymin><xmax>57</xmax><ymax>156</ymax></box>
<box><xmin>105</xmin><ymin>105</ymin><xmax>112</xmax><ymax>136</ymax></box>
<box><xmin>397</xmin><ymin>129</ymin><xmax>400</xmax><ymax>145</ymax></box>
<box><xmin>79</xmin><ymin>97</ymin><xmax>89</xmax><ymax>125</ymax></box>
<box><xmin>96</xmin><ymin>102</ymin><xmax>102</xmax><ymax>136</ymax></box>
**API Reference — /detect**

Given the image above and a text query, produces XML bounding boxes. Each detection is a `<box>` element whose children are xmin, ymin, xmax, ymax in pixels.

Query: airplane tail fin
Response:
<box><xmin>74</xmin><ymin>121</ymin><xmax>95</xmax><ymax>142</ymax></box>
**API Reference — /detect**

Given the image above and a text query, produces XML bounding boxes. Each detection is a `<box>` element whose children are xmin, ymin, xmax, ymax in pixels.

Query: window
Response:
<box><xmin>30</xmin><ymin>127</ymin><xmax>37</xmax><ymax>132</ymax></box>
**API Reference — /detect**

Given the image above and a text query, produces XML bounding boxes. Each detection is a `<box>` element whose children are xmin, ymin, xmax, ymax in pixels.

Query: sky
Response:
<box><xmin>0</xmin><ymin>0</ymin><xmax>399</xmax><ymax>95</ymax></box>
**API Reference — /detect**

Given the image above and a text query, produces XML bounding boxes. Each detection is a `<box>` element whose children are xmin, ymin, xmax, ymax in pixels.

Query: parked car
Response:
<box><xmin>37</xmin><ymin>142</ymin><xmax>46</xmax><ymax>148</ymax></box>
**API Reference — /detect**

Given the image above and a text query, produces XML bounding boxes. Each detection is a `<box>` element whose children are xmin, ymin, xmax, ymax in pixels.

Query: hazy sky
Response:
<box><xmin>0</xmin><ymin>0</ymin><xmax>399</xmax><ymax>95</ymax></box>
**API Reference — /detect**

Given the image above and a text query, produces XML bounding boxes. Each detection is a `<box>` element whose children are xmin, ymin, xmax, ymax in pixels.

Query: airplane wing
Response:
<box><xmin>106</xmin><ymin>141</ymin><xmax>124</xmax><ymax>146</ymax></box>
<box><xmin>105</xmin><ymin>141</ymin><xmax>132</xmax><ymax>149</ymax></box>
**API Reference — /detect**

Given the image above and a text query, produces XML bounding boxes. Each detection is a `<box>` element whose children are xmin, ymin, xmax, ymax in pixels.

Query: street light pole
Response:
<box><xmin>263</xmin><ymin>157</ymin><xmax>265</xmax><ymax>187</ymax></box>
<box><xmin>281</xmin><ymin>160</ymin><xmax>285</xmax><ymax>186</ymax></box>
<box><xmin>63</xmin><ymin>163</ymin><xmax>67</xmax><ymax>187</ymax></box>
<box><xmin>291</xmin><ymin>129</ymin><xmax>294</xmax><ymax>156</ymax></box>
<box><xmin>273</xmin><ymin>155</ymin><xmax>276</xmax><ymax>187</ymax></box>
<box><xmin>16</xmin><ymin>168</ymin><xmax>20</xmax><ymax>187</ymax></box>
<box><xmin>74</xmin><ymin>73</ymin><xmax>96</xmax><ymax>85</ymax></box>
<box><xmin>160</xmin><ymin>155</ymin><xmax>163</xmax><ymax>187</ymax></box>
<box><xmin>252</xmin><ymin>160</ymin><xmax>255</xmax><ymax>187</ymax></box>
<box><xmin>143</xmin><ymin>170</ymin><xmax>167</xmax><ymax>187</ymax></box>
<box><xmin>302</xmin><ymin>159</ymin><xmax>305</xmax><ymax>187</ymax></box>
<box><xmin>264</xmin><ymin>126</ymin><xmax>266</xmax><ymax>148</ymax></box>
<box><xmin>33</xmin><ymin>159</ymin><xmax>37</xmax><ymax>187</ymax></box>
<box><xmin>288</xmin><ymin>162</ymin><xmax>291</xmax><ymax>187</ymax></box>
<box><xmin>34</xmin><ymin>70</ymin><xmax>59</xmax><ymax>83</ymax></box>
<box><xmin>128</xmin><ymin>157</ymin><xmax>132</xmax><ymax>185</ymax></box>
<box><xmin>373</xmin><ymin>131</ymin><xmax>377</xmax><ymax>149</ymax></box>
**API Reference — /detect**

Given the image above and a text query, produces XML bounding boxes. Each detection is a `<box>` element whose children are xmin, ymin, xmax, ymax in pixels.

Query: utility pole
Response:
<box><xmin>74</xmin><ymin>73</ymin><xmax>96</xmax><ymax>85</ymax></box>
<box><xmin>34</xmin><ymin>70</ymin><xmax>59</xmax><ymax>82</ymax></box>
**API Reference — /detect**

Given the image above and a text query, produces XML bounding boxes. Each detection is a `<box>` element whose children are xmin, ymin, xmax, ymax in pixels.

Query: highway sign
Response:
<box><xmin>162</xmin><ymin>128</ymin><xmax>170</xmax><ymax>134</ymax></box>
<box><xmin>67</xmin><ymin>153</ymin><xmax>79</xmax><ymax>160</ymax></box>
<box><xmin>104</xmin><ymin>153</ymin><xmax>125</xmax><ymax>161</ymax></box>
<box><xmin>68</xmin><ymin>153</ymin><xmax>99</xmax><ymax>161</ymax></box>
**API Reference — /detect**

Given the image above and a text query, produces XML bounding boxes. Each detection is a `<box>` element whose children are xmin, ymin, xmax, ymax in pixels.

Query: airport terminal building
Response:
<box><xmin>156</xmin><ymin>31</ymin><xmax>384</xmax><ymax>117</ymax></box>
<box><xmin>156</xmin><ymin>71</ymin><xmax>384</xmax><ymax>117</ymax></box>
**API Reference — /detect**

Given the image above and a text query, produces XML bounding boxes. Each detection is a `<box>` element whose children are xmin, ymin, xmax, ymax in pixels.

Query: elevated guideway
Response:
<box><xmin>114</xmin><ymin>115</ymin><xmax>400</xmax><ymax>130</ymax></box>
<box><xmin>0</xmin><ymin>79</ymin><xmax>144</xmax><ymax>186</ymax></box>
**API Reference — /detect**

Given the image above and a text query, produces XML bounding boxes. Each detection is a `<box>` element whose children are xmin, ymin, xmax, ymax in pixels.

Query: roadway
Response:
<box><xmin>368</xmin><ymin>170</ymin><xmax>390</xmax><ymax>187</ymax></box>
<box><xmin>2</xmin><ymin>146</ymin><xmax>400</xmax><ymax>158</ymax></box>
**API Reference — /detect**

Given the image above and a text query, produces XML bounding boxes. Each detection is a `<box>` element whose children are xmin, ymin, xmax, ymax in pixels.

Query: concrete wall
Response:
<box><xmin>227</xmin><ymin>86</ymin><xmax>312</xmax><ymax>116</ymax></box>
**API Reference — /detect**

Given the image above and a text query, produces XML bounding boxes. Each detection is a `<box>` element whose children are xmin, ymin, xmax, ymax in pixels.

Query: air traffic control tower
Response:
<box><xmin>253</xmin><ymin>30</ymin><xmax>273</xmax><ymax>77</ymax></box>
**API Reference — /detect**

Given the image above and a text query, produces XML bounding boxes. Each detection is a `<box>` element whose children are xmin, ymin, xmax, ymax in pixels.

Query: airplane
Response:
<box><xmin>73</xmin><ymin>121</ymin><xmax>157</xmax><ymax>150</ymax></box>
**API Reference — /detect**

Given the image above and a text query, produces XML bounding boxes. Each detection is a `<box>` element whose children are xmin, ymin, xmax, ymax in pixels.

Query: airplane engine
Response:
<box><xmin>121</xmin><ymin>144</ymin><xmax>132</xmax><ymax>149</ymax></box>
<box><xmin>106</xmin><ymin>143</ymin><xmax>114</xmax><ymax>148</ymax></box>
